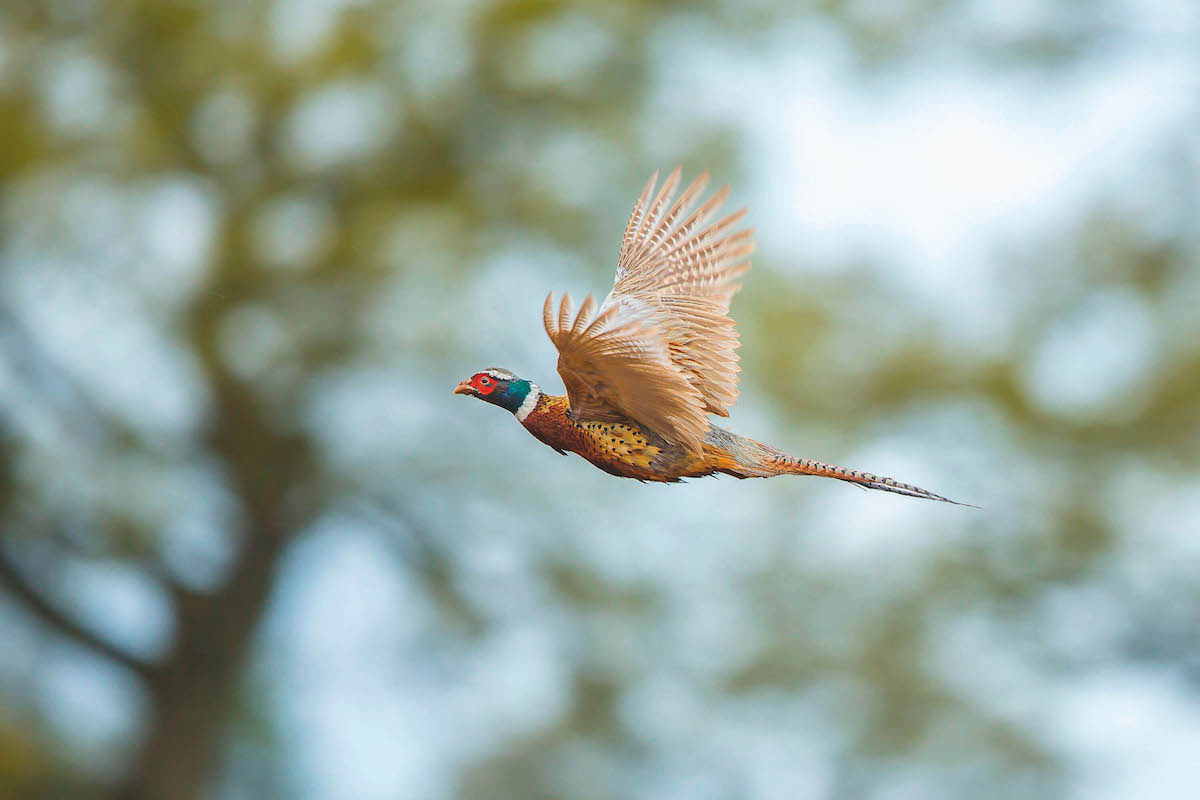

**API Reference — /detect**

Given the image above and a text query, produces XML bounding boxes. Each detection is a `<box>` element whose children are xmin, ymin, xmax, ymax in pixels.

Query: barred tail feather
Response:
<box><xmin>702</xmin><ymin>426</ymin><xmax>976</xmax><ymax>506</ymax></box>
<box><xmin>779</xmin><ymin>456</ymin><xmax>977</xmax><ymax>507</ymax></box>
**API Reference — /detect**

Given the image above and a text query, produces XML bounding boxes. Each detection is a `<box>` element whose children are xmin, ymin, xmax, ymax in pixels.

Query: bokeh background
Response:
<box><xmin>2</xmin><ymin>0</ymin><xmax>1199</xmax><ymax>798</ymax></box>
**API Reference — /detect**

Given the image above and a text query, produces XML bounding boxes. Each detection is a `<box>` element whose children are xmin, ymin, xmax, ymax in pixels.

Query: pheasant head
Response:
<box><xmin>453</xmin><ymin>367</ymin><xmax>541</xmax><ymax>419</ymax></box>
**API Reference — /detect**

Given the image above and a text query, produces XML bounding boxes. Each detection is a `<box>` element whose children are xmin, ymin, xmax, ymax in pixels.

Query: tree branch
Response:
<box><xmin>0</xmin><ymin>549</ymin><xmax>156</xmax><ymax>678</ymax></box>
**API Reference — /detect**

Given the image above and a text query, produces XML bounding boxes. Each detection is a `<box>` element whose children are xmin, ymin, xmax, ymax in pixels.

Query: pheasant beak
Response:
<box><xmin>452</xmin><ymin>380</ymin><xmax>473</xmax><ymax>396</ymax></box>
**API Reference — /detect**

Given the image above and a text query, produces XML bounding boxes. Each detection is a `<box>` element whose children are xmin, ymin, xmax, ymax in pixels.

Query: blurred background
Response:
<box><xmin>1</xmin><ymin>0</ymin><xmax>1198</xmax><ymax>798</ymax></box>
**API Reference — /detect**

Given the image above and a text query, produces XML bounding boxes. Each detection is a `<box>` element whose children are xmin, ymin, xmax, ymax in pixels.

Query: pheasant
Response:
<box><xmin>454</xmin><ymin>168</ymin><xmax>968</xmax><ymax>504</ymax></box>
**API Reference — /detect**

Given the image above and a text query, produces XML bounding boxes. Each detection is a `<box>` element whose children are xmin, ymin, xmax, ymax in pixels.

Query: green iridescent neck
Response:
<box><xmin>490</xmin><ymin>378</ymin><xmax>526</xmax><ymax>411</ymax></box>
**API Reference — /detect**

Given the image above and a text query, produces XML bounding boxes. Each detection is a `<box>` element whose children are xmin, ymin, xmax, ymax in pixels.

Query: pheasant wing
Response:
<box><xmin>543</xmin><ymin>291</ymin><xmax>709</xmax><ymax>453</ymax></box>
<box><xmin>542</xmin><ymin>169</ymin><xmax>753</xmax><ymax>454</ymax></box>
<box><xmin>608</xmin><ymin>167</ymin><xmax>754</xmax><ymax>416</ymax></box>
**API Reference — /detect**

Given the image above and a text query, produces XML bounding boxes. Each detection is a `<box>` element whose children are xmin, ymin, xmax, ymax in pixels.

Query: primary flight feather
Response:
<box><xmin>454</xmin><ymin>168</ymin><xmax>970</xmax><ymax>505</ymax></box>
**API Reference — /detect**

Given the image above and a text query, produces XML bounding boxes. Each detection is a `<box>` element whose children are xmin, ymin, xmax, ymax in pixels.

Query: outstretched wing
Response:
<box><xmin>543</xmin><ymin>168</ymin><xmax>754</xmax><ymax>453</ymax></box>
<box><xmin>611</xmin><ymin>167</ymin><xmax>754</xmax><ymax>415</ymax></box>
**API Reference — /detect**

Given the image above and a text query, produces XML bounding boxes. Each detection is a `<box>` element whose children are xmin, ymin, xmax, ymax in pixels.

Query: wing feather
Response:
<box><xmin>623</xmin><ymin>167</ymin><xmax>682</xmax><ymax>271</ymax></box>
<box><xmin>611</xmin><ymin>169</ymin><xmax>754</xmax><ymax>415</ymax></box>
<box><xmin>542</xmin><ymin>169</ymin><xmax>754</xmax><ymax>452</ymax></box>
<box><xmin>544</xmin><ymin>291</ymin><xmax>709</xmax><ymax>452</ymax></box>
<box><xmin>618</xmin><ymin>171</ymin><xmax>659</xmax><ymax>270</ymax></box>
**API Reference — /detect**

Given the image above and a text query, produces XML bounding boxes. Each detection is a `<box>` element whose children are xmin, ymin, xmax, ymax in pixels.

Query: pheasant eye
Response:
<box><xmin>479</xmin><ymin>376</ymin><xmax>491</xmax><ymax>385</ymax></box>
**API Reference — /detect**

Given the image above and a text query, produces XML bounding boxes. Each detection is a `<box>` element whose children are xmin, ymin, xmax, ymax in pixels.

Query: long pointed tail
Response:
<box><xmin>704</xmin><ymin>427</ymin><xmax>975</xmax><ymax>506</ymax></box>
<box><xmin>776</xmin><ymin>455</ymin><xmax>977</xmax><ymax>507</ymax></box>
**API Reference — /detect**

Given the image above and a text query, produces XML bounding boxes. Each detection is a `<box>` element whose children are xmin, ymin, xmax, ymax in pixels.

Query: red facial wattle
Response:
<box><xmin>472</xmin><ymin>374</ymin><xmax>497</xmax><ymax>395</ymax></box>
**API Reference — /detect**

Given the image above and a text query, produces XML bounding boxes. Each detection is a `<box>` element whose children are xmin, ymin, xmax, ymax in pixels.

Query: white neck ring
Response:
<box><xmin>515</xmin><ymin>384</ymin><xmax>541</xmax><ymax>422</ymax></box>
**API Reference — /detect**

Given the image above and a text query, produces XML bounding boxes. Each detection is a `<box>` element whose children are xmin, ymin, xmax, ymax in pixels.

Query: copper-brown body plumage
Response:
<box><xmin>454</xmin><ymin>169</ymin><xmax>971</xmax><ymax>505</ymax></box>
<box><xmin>515</xmin><ymin>392</ymin><xmax>965</xmax><ymax>503</ymax></box>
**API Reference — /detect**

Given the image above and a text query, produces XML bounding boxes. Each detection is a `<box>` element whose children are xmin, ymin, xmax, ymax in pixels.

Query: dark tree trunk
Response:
<box><xmin>107</xmin><ymin>338</ymin><xmax>314</xmax><ymax>800</ymax></box>
<box><xmin>110</xmin><ymin>531</ymin><xmax>287</xmax><ymax>800</ymax></box>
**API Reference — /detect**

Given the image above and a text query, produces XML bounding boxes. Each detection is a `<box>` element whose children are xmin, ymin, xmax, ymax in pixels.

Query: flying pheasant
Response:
<box><xmin>454</xmin><ymin>168</ymin><xmax>968</xmax><ymax>504</ymax></box>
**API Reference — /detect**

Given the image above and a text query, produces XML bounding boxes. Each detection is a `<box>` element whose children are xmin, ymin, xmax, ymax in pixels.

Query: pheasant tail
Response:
<box><xmin>772</xmin><ymin>457</ymin><xmax>976</xmax><ymax>506</ymax></box>
<box><xmin>705</xmin><ymin>427</ymin><xmax>974</xmax><ymax>506</ymax></box>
